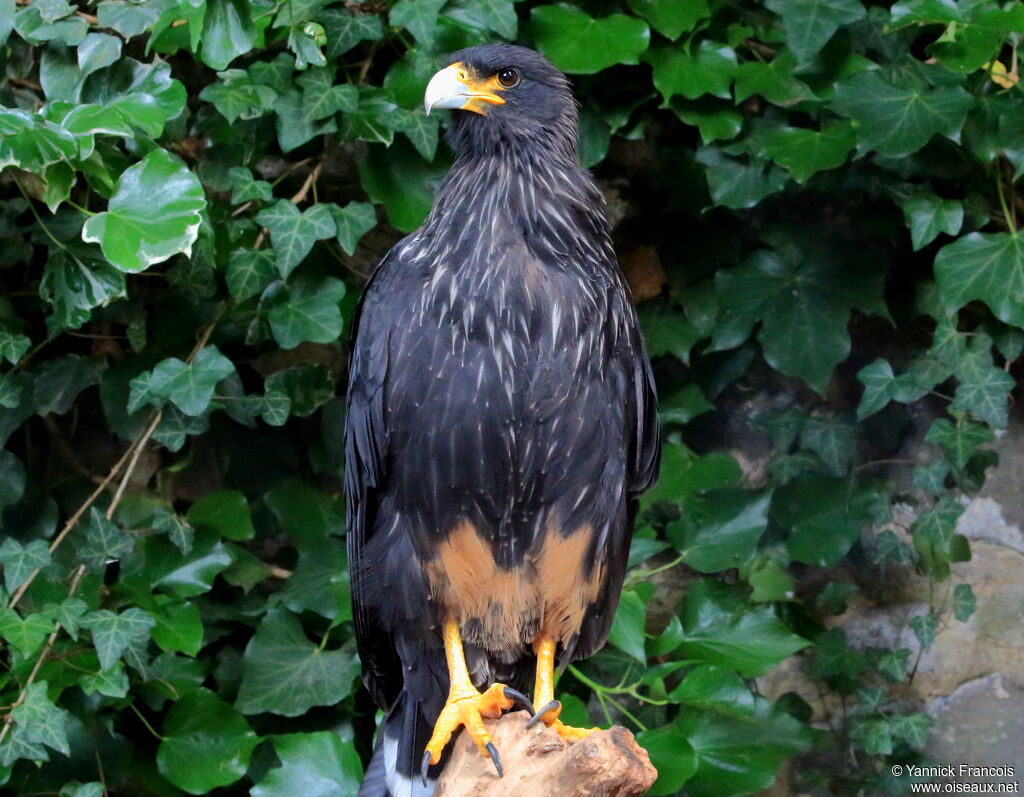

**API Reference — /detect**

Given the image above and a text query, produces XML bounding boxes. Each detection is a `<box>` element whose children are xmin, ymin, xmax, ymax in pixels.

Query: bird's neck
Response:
<box><xmin>412</xmin><ymin>145</ymin><xmax>610</xmax><ymax>268</ymax></box>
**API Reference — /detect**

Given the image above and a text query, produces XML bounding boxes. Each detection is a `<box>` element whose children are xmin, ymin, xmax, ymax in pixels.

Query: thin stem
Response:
<box><xmin>996</xmin><ymin>171</ymin><xmax>1017</xmax><ymax>235</ymax></box>
<box><xmin>127</xmin><ymin>702</ymin><xmax>165</xmax><ymax>742</ymax></box>
<box><xmin>625</xmin><ymin>553</ymin><xmax>685</xmax><ymax>587</ymax></box>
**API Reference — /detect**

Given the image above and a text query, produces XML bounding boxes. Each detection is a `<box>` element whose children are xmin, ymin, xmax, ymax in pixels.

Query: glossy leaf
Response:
<box><xmin>82</xmin><ymin>149</ymin><xmax>205</xmax><ymax>273</ymax></box>
<box><xmin>235</xmin><ymin>608</ymin><xmax>360</xmax><ymax>716</ymax></box>
<box><xmin>530</xmin><ymin>5</ymin><xmax>650</xmax><ymax>75</ymax></box>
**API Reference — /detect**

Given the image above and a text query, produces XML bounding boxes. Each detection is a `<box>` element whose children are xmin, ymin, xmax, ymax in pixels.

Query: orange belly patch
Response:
<box><xmin>426</xmin><ymin>519</ymin><xmax>605</xmax><ymax>651</ymax></box>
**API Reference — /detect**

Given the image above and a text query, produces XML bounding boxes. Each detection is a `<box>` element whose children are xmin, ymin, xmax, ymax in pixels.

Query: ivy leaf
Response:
<box><xmin>278</xmin><ymin>538</ymin><xmax>350</xmax><ymax>622</ymax></box>
<box><xmin>0</xmin><ymin>438</ymin><xmax>26</xmax><ymax>496</ymax></box>
<box><xmin>934</xmin><ymin>232</ymin><xmax>1024</xmax><ymax>328</ymax></box>
<box><xmin>952</xmin><ymin>583</ymin><xmax>976</xmax><ymax>622</ymax></box>
<box><xmin>227</xmin><ymin>248</ymin><xmax>277</xmax><ymax>302</ymax></box>
<box><xmin>628</xmin><ymin>0</ymin><xmax>708</xmax><ymax>39</ymax></box>
<box><xmin>765</xmin><ymin>0</ymin><xmax>865</xmax><ymax>65</ymax></box>
<box><xmin>152</xmin><ymin>601</ymin><xmax>204</xmax><ymax>656</ymax></box>
<box><xmin>329</xmin><ymin>201</ymin><xmax>376</xmax><ymax>255</ymax></box>
<box><xmin>39</xmin><ymin>252</ymin><xmax>127</xmax><ymax>330</ymax></box>
<box><xmin>319</xmin><ymin>8</ymin><xmax>383</xmax><ymax>59</ymax></box>
<box><xmin>856</xmin><ymin>358</ymin><xmax>929</xmax><ymax>419</ymax></box>
<box><xmin>667</xmin><ymin>666</ymin><xmax>812</xmax><ymax>795</ymax></box>
<box><xmin>733</xmin><ymin>50</ymin><xmax>817</xmax><ymax>105</ymax></box>
<box><xmin>780</xmin><ymin>478</ymin><xmax>875</xmax><ymax>567</ymax></box>
<box><xmin>201</xmin><ymin>69</ymin><xmax>278</xmax><ymax>123</ymax></box>
<box><xmin>909</xmin><ymin>612</ymin><xmax>939</xmax><ymax>649</ymax></box>
<box><xmin>833</xmin><ymin>70</ymin><xmax>974</xmax><ymax>157</ymax></box>
<box><xmin>0</xmin><ymin>109</ymin><xmax>78</xmax><ymax>172</ymax></box>
<box><xmin>913</xmin><ymin>459</ymin><xmax>951</xmax><ymax>495</ymax></box>
<box><xmin>228</xmin><ymin>167</ymin><xmax>273</xmax><ymax>204</ymax></box>
<box><xmin>950</xmin><ymin>343</ymin><xmax>1015</xmax><ymax>428</ymax></box>
<box><xmin>95</xmin><ymin>0</ymin><xmax>162</xmax><ymax>36</ymax></box>
<box><xmin>696</xmin><ymin>149</ymin><xmax>787</xmax><ymax>209</ymax></box>
<box><xmin>0</xmin><ymin>733</ymin><xmax>48</xmax><ymax>767</ymax></box>
<box><xmin>297</xmin><ymin>68</ymin><xmax>358</xmax><ymax>120</ymax></box>
<box><xmin>74</xmin><ymin>508</ymin><xmax>135</xmax><ymax>570</ymax></box>
<box><xmin>235</xmin><ymin>608</ymin><xmax>360</xmax><ymax>716</ymax></box>
<box><xmin>889</xmin><ymin>713</ymin><xmax>933</xmax><ymax>749</ymax></box>
<box><xmin>46</xmin><ymin>597</ymin><xmax>88</xmax><ymax>639</ymax></box>
<box><xmin>256</xmin><ymin>200</ymin><xmax>336</xmax><ymax>278</ymax></box>
<box><xmin>607</xmin><ymin>588</ymin><xmax>647</xmax><ymax>662</ymax></box>
<box><xmin>0</xmin><ymin>609</ymin><xmax>54</xmax><ymax>656</ymax></box>
<box><xmin>636</xmin><ymin>725</ymin><xmax>697</xmax><ymax>795</ymax></box>
<box><xmin>200</xmin><ymin>0</ymin><xmax>257</xmax><ymax>71</ymax></box>
<box><xmin>0</xmin><ymin>324</ymin><xmax>30</xmax><ymax>365</ymax></box>
<box><xmin>530</xmin><ymin>5</ymin><xmax>650</xmax><ymax>75</ymax></box>
<box><xmin>252</xmin><ymin>732</ymin><xmax>364</xmax><ymax>797</ymax></box>
<box><xmin>267</xmin><ymin>275</ymin><xmax>346</xmax><ymax>350</ymax></box>
<box><xmin>157</xmin><ymin>688</ymin><xmax>259</xmax><ymax>795</ymax></box>
<box><xmin>152</xmin><ymin>507</ymin><xmax>195</xmax><ymax>556</ymax></box>
<box><xmin>800</xmin><ymin>415</ymin><xmax>855</xmax><ymax>476</ymax></box>
<box><xmin>0</xmin><ymin>372</ymin><xmax>23</xmax><ymax>409</ymax></box>
<box><xmin>925</xmin><ymin>417</ymin><xmax>994</xmax><ymax>469</ymax></box>
<box><xmin>678</xmin><ymin>580</ymin><xmax>809</xmax><ymax>676</ymax></box>
<box><xmin>187</xmin><ymin>490</ymin><xmax>255</xmax><ymax>541</ymax></box>
<box><xmin>889</xmin><ymin>0</ymin><xmax>964</xmax><ymax>27</ymax></box>
<box><xmin>901</xmin><ymin>194</ymin><xmax>964</xmax><ymax>251</ymax></box>
<box><xmin>11</xmin><ymin>682</ymin><xmax>70</xmax><ymax>756</ymax></box>
<box><xmin>391</xmin><ymin>109</ymin><xmax>439</xmax><ymax>161</ymax></box>
<box><xmin>389</xmin><ymin>0</ymin><xmax>445</xmax><ymax>45</ymax></box>
<box><xmin>850</xmin><ymin>717</ymin><xmax>892</xmax><ymax>756</ymax></box>
<box><xmin>764</xmin><ymin>122</ymin><xmax>856</xmax><ymax>183</ymax></box>
<box><xmin>264</xmin><ymin>363</ymin><xmax>334</xmax><ymax>417</ymax></box>
<box><xmin>466</xmin><ymin>0</ymin><xmax>519</xmax><ymax>39</ymax></box>
<box><xmin>83</xmin><ymin>607</ymin><xmax>155</xmax><ymax>671</ymax></box>
<box><xmin>0</xmin><ymin>538</ymin><xmax>51</xmax><ymax>592</ymax></box>
<box><xmin>712</xmin><ymin>249</ymin><xmax>883</xmax><ymax>394</ymax></box>
<box><xmin>668</xmin><ymin>490</ymin><xmax>771</xmax><ymax>573</ymax></box>
<box><xmin>82</xmin><ymin>149</ymin><xmax>206</xmax><ymax>273</ymax></box>
<box><xmin>79</xmin><ymin>662</ymin><xmax>130</xmax><ymax>698</ymax></box>
<box><xmin>33</xmin><ymin>354</ymin><xmax>106</xmax><ymax>415</ymax></box>
<box><xmin>132</xmin><ymin>346</ymin><xmax>235</xmax><ymax>417</ymax></box>
<box><xmin>645</xmin><ymin>41</ymin><xmax>736</xmax><ymax>102</ymax></box>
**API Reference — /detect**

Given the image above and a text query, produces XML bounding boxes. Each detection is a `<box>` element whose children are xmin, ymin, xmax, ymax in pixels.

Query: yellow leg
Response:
<box><xmin>422</xmin><ymin>620</ymin><xmax>529</xmax><ymax>778</ymax></box>
<box><xmin>528</xmin><ymin>635</ymin><xmax>599</xmax><ymax>742</ymax></box>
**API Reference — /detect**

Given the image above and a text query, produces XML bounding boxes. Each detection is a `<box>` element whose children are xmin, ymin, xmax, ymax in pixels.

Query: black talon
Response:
<box><xmin>502</xmin><ymin>686</ymin><xmax>535</xmax><ymax>715</ymax></box>
<box><xmin>421</xmin><ymin>751</ymin><xmax>432</xmax><ymax>787</ymax></box>
<box><xmin>485</xmin><ymin>741</ymin><xmax>503</xmax><ymax>778</ymax></box>
<box><xmin>525</xmin><ymin>699</ymin><xmax>560</xmax><ymax>730</ymax></box>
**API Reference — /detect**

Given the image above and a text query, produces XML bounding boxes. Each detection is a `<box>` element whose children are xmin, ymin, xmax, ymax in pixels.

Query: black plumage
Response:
<box><xmin>346</xmin><ymin>44</ymin><xmax>660</xmax><ymax>797</ymax></box>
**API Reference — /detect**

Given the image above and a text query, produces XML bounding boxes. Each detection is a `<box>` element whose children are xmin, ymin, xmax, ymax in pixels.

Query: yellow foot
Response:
<box><xmin>422</xmin><ymin>683</ymin><xmax>533</xmax><ymax>780</ymax></box>
<box><xmin>526</xmin><ymin>699</ymin><xmax>600</xmax><ymax>742</ymax></box>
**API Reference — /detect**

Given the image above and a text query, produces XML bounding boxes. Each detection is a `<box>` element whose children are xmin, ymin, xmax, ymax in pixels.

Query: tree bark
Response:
<box><xmin>436</xmin><ymin>711</ymin><xmax>658</xmax><ymax>796</ymax></box>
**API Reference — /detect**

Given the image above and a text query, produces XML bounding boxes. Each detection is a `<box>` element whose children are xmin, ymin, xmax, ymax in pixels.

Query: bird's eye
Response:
<box><xmin>497</xmin><ymin>69</ymin><xmax>520</xmax><ymax>88</ymax></box>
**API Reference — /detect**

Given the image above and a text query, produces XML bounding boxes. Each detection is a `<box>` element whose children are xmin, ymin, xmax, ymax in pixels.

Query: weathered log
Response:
<box><xmin>436</xmin><ymin>711</ymin><xmax>658</xmax><ymax>797</ymax></box>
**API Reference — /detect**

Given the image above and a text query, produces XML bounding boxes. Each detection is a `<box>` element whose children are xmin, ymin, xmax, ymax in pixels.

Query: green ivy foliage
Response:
<box><xmin>0</xmin><ymin>0</ymin><xmax>1018</xmax><ymax>794</ymax></box>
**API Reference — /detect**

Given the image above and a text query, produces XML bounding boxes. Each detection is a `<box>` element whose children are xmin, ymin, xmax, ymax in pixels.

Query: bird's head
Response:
<box><xmin>424</xmin><ymin>44</ymin><xmax>577</xmax><ymax>161</ymax></box>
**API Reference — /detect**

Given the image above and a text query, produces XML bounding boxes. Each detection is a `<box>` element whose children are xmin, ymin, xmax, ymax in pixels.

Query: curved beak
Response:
<box><xmin>424</xmin><ymin>63</ymin><xmax>506</xmax><ymax>116</ymax></box>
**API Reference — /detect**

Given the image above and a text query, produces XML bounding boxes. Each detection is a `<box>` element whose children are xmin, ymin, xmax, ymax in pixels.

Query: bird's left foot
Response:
<box><xmin>421</xmin><ymin>683</ymin><xmax>533</xmax><ymax>781</ymax></box>
<box><xmin>526</xmin><ymin>698</ymin><xmax>599</xmax><ymax>742</ymax></box>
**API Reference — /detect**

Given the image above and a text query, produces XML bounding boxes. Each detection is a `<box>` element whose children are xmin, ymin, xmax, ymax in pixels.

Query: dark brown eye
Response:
<box><xmin>497</xmin><ymin>69</ymin><xmax>520</xmax><ymax>88</ymax></box>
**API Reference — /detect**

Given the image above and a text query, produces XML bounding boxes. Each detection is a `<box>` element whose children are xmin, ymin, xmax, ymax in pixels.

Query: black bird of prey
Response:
<box><xmin>346</xmin><ymin>43</ymin><xmax>660</xmax><ymax>797</ymax></box>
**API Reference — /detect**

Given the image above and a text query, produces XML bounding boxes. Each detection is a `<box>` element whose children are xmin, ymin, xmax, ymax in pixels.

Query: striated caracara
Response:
<box><xmin>346</xmin><ymin>43</ymin><xmax>661</xmax><ymax>797</ymax></box>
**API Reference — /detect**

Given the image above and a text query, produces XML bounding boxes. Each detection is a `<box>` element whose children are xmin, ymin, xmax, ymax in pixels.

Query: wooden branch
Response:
<box><xmin>436</xmin><ymin>711</ymin><xmax>657</xmax><ymax>797</ymax></box>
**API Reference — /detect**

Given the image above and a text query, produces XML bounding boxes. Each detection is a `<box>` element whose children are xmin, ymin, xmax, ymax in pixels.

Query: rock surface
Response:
<box><xmin>436</xmin><ymin>712</ymin><xmax>658</xmax><ymax>797</ymax></box>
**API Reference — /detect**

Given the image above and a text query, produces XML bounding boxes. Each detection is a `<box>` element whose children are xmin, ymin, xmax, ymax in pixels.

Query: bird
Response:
<box><xmin>345</xmin><ymin>43</ymin><xmax>660</xmax><ymax>797</ymax></box>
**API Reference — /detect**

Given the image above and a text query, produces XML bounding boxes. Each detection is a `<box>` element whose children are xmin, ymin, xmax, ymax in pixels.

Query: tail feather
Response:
<box><xmin>360</xmin><ymin>688</ymin><xmax>439</xmax><ymax>797</ymax></box>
